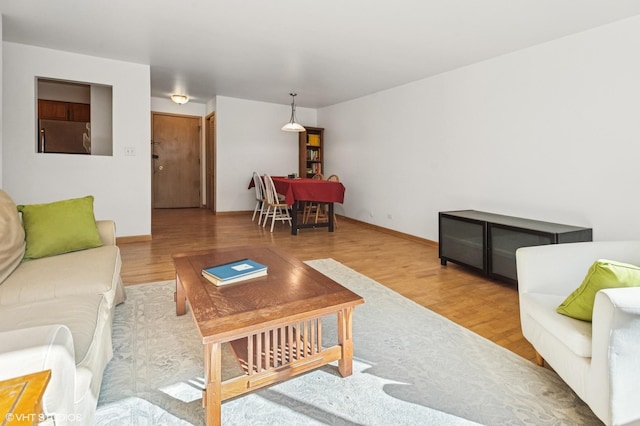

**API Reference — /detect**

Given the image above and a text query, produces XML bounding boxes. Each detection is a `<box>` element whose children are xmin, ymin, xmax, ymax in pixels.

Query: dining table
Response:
<box><xmin>250</xmin><ymin>176</ymin><xmax>346</xmax><ymax>235</ymax></box>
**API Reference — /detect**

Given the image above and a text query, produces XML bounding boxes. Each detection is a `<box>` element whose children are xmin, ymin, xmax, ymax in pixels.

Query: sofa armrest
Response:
<box><xmin>0</xmin><ymin>325</ymin><xmax>77</xmax><ymax>425</ymax></box>
<box><xmin>96</xmin><ymin>220</ymin><xmax>116</xmax><ymax>246</ymax></box>
<box><xmin>516</xmin><ymin>241</ymin><xmax>640</xmax><ymax>297</ymax></box>
<box><xmin>588</xmin><ymin>287</ymin><xmax>640</xmax><ymax>426</ymax></box>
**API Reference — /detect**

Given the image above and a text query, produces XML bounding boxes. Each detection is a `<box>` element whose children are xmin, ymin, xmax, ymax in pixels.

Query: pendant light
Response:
<box><xmin>281</xmin><ymin>93</ymin><xmax>305</xmax><ymax>132</ymax></box>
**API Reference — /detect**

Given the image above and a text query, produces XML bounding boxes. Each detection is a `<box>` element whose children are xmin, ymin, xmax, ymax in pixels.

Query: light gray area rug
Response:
<box><xmin>96</xmin><ymin>259</ymin><xmax>601</xmax><ymax>425</ymax></box>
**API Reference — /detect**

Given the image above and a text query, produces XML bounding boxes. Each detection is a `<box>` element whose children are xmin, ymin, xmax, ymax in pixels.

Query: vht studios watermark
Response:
<box><xmin>5</xmin><ymin>412</ymin><xmax>83</xmax><ymax>422</ymax></box>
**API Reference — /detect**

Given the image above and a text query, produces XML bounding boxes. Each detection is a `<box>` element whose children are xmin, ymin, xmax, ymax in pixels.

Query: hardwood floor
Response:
<box><xmin>118</xmin><ymin>208</ymin><xmax>537</xmax><ymax>363</ymax></box>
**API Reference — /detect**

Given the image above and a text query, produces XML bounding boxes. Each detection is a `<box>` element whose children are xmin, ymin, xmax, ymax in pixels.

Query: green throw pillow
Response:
<box><xmin>557</xmin><ymin>259</ymin><xmax>640</xmax><ymax>321</ymax></box>
<box><xmin>17</xmin><ymin>195</ymin><xmax>103</xmax><ymax>260</ymax></box>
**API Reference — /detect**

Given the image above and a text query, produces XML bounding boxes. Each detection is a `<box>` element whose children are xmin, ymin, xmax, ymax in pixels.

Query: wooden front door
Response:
<box><xmin>152</xmin><ymin>113</ymin><xmax>201</xmax><ymax>208</ymax></box>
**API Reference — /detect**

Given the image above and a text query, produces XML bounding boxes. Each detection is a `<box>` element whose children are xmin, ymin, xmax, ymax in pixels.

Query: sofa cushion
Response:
<box><xmin>0</xmin><ymin>190</ymin><xmax>26</xmax><ymax>284</ymax></box>
<box><xmin>18</xmin><ymin>195</ymin><xmax>103</xmax><ymax>260</ymax></box>
<box><xmin>0</xmin><ymin>245</ymin><xmax>121</xmax><ymax>308</ymax></box>
<box><xmin>522</xmin><ymin>292</ymin><xmax>593</xmax><ymax>357</ymax></box>
<box><xmin>557</xmin><ymin>259</ymin><xmax>640</xmax><ymax>321</ymax></box>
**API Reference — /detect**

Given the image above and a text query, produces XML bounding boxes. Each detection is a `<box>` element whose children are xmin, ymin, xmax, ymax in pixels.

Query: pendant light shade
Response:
<box><xmin>282</xmin><ymin>93</ymin><xmax>305</xmax><ymax>132</ymax></box>
<box><xmin>281</xmin><ymin>121</ymin><xmax>306</xmax><ymax>132</ymax></box>
<box><xmin>171</xmin><ymin>94</ymin><xmax>189</xmax><ymax>105</ymax></box>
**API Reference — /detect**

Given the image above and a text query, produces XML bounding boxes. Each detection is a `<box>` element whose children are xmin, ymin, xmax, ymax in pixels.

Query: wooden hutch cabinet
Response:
<box><xmin>298</xmin><ymin>127</ymin><xmax>324</xmax><ymax>178</ymax></box>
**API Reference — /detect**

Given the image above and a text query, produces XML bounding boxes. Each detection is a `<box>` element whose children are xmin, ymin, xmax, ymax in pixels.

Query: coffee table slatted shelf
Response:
<box><xmin>224</xmin><ymin>319</ymin><xmax>339</xmax><ymax>399</ymax></box>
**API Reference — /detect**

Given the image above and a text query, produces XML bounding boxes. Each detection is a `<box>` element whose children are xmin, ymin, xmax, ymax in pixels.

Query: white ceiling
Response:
<box><xmin>2</xmin><ymin>1</ymin><xmax>640</xmax><ymax>108</ymax></box>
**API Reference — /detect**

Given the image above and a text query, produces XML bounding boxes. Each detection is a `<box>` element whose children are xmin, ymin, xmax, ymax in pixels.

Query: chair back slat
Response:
<box><xmin>252</xmin><ymin>171</ymin><xmax>265</xmax><ymax>199</ymax></box>
<box><xmin>262</xmin><ymin>174</ymin><xmax>292</xmax><ymax>231</ymax></box>
<box><xmin>263</xmin><ymin>174</ymin><xmax>278</xmax><ymax>204</ymax></box>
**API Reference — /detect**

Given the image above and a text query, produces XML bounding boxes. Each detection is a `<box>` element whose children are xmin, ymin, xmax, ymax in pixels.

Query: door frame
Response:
<box><xmin>151</xmin><ymin>111</ymin><xmax>203</xmax><ymax>209</ymax></box>
<box><xmin>205</xmin><ymin>112</ymin><xmax>216</xmax><ymax>214</ymax></box>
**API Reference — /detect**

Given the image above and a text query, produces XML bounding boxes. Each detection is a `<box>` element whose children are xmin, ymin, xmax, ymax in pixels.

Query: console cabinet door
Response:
<box><xmin>439</xmin><ymin>215</ymin><xmax>485</xmax><ymax>272</ymax></box>
<box><xmin>488</xmin><ymin>225</ymin><xmax>553</xmax><ymax>282</ymax></box>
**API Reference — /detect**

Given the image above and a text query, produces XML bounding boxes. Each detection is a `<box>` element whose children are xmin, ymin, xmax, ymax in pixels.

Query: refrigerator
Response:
<box><xmin>39</xmin><ymin>119</ymin><xmax>91</xmax><ymax>154</ymax></box>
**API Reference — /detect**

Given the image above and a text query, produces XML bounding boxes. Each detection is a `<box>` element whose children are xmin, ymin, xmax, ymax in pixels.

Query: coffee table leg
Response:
<box><xmin>175</xmin><ymin>274</ymin><xmax>186</xmax><ymax>316</ymax></box>
<box><xmin>337</xmin><ymin>307</ymin><xmax>355</xmax><ymax>377</ymax></box>
<box><xmin>203</xmin><ymin>342</ymin><xmax>222</xmax><ymax>426</ymax></box>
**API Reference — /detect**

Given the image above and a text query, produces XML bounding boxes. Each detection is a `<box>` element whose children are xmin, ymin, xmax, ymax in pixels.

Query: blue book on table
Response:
<box><xmin>201</xmin><ymin>258</ymin><xmax>268</xmax><ymax>286</ymax></box>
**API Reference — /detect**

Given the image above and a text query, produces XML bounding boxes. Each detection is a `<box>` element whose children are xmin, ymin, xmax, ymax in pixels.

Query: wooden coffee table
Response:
<box><xmin>173</xmin><ymin>246</ymin><xmax>364</xmax><ymax>426</ymax></box>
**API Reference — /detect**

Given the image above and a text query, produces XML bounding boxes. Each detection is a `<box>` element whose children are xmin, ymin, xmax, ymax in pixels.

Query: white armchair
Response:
<box><xmin>516</xmin><ymin>241</ymin><xmax>640</xmax><ymax>426</ymax></box>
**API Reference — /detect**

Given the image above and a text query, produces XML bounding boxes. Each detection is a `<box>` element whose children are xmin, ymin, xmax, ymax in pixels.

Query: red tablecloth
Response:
<box><xmin>271</xmin><ymin>177</ymin><xmax>345</xmax><ymax>206</ymax></box>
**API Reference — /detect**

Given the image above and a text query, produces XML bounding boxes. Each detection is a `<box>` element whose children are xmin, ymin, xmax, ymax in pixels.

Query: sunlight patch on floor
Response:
<box><xmin>159</xmin><ymin>377</ymin><xmax>205</xmax><ymax>403</ymax></box>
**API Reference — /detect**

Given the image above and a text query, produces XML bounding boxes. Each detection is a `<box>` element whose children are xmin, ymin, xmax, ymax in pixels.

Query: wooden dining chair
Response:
<box><xmin>251</xmin><ymin>171</ymin><xmax>267</xmax><ymax>225</ymax></box>
<box><xmin>262</xmin><ymin>174</ymin><xmax>292</xmax><ymax>232</ymax></box>
<box><xmin>303</xmin><ymin>173</ymin><xmax>325</xmax><ymax>224</ymax></box>
<box><xmin>316</xmin><ymin>174</ymin><xmax>339</xmax><ymax>226</ymax></box>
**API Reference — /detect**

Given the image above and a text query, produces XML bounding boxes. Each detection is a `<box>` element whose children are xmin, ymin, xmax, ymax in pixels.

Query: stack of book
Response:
<box><xmin>201</xmin><ymin>258</ymin><xmax>268</xmax><ymax>286</ymax></box>
<box><xmin>307</xmin><ymin>134</ymin><xmax>321</xmax><ymax>147</ymax></box>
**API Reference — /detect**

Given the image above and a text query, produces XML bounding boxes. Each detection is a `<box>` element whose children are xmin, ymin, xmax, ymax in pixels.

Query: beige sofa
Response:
<box><xmin>517</xmin><ymin>241</ymin><xmax>640</xmax><ymax>426</ymax></box>
<box><xmin>0</xmin><ymin>190</ymin><xmax>125</xmax><ymax>425</ymax></box>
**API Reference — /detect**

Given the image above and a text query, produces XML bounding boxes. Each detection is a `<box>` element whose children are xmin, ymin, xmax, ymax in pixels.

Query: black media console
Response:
<box><xmin>438</xmin><ymin>210</ymin><xmax>592</xmax><ymax>284</ymax></box>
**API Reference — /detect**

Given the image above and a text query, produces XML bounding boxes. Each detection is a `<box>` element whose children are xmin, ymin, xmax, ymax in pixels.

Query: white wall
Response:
<box><xmin>90</xmin><ymin>84</ymin><xmax>113</xmax><ymax>156</ymax></box>
<box><xmin>319</xmin><ymin>16</ymin><xmax>640</xmax><ymax>242</ymax></box>
<box><xmin>215</xmin><ymin>96</ymin><xmax>316</xmax><ymax>211</ymax></box>
<box><xmin>150</xmin><ymin>96</ymin><xmax>206</xmax><ymax>117</ymax></box>
<box><xmin>38</xmin><ymin>79</ymin><xmax>91</xmax><ymax>103</ymax></box>
<box><xmin>2</xmin><ymin>42</ymin><xmax>151</xmax><ymax>237</ymax></box>
<box><xmin>206</xmin><ymin>98</ymin><xmax>216</xmax><ymax>116</ymax></box>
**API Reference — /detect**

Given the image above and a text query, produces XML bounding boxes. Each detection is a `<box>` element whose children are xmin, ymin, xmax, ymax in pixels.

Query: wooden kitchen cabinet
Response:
<box><xmin>38</xmin><ymin>99</ymin><xmax>90</xmax><ymax>122</ymax></box>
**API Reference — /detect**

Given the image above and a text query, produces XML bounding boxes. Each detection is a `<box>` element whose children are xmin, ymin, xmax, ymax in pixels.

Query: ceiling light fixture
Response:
<box><xmin>171</xmin><ymin>94</ymin><xmax>189</xmax><ymax>105</ymax></box>
<box><xmin>281</xmin><ymin>93</ymin><xmax>305</xmax><ymax>132</ymax></box>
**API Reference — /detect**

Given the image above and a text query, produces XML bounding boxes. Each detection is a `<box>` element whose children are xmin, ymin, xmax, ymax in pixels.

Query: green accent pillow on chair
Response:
<box><xmin>557</xmin><ymin>259</ymin><xmax>640</xmax><ymax>321</ymax></box>
<box><xmin>18</xmin><ymin>195</ymin><xmax>103</xmax><ymax>260</ymax></box>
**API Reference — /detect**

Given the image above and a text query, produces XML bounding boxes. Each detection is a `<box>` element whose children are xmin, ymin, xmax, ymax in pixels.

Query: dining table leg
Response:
<box><xmin>328</xmin><ymin>203</ymin><xmax>335</xmax><ymax>232</ymax></box>
<box><xmin>290</xmin><ymin>201</ymin><xmax>299</xmax><ymax>235</ymax></box>
<box><xmin>289</xmin><ymin>200</ymin><xmax>334</xmax><ymax>234</ymax></box>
